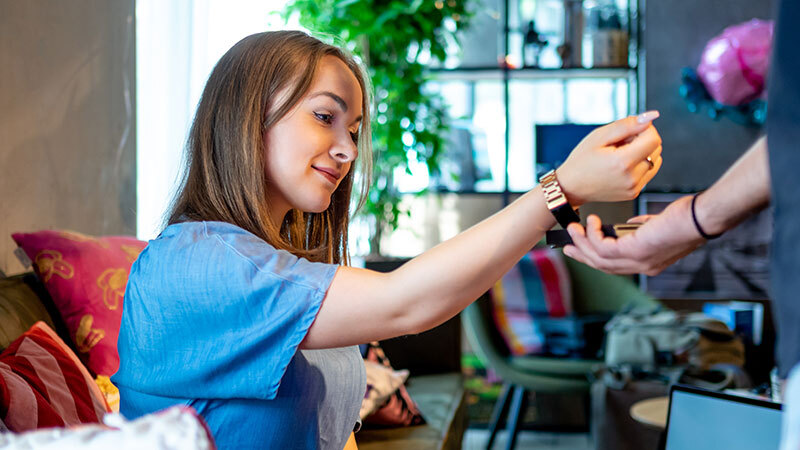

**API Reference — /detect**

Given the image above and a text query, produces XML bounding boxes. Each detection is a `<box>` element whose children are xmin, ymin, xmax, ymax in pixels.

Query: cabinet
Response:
<box><xmin>400</xmin><ymin>0</ymin><xmax>641</xmax><ymax>198</ymax></box>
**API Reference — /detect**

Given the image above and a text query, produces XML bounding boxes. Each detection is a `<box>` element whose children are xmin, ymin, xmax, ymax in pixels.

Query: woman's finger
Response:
<box><xmin>618</xmin><ymin>126</ymin><xmax>663</xmax><ymax>163</ymax></box>
<box><xmin>587</xmin><ymin>111</ymin><xmax>660</xmax><ymax>148</ymax></box>
<box><xmin>633</xmin><ymin>153</ymin><xmax>663</xmax><ymax>193</ymax></box>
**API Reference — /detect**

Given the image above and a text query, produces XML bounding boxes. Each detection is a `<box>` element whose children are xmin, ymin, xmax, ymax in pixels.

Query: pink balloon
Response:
<box><xmin>697</xmin><ymin>19</ymin><xmax>774</xmax><ymax>106</ymax></box>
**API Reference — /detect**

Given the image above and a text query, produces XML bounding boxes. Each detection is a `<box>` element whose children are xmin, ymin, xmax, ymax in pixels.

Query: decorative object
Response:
<box><xmin>360</xmin><ymin>360</ymin><xmax>409</xmax><ymax>420</ymax></box>
<box><xmin>0</xmin><ymin>322</ymin><xmax>109</xmax><ymax>432</ymax></box>
<box><xmin>558</xmin><ymin>0</ymin><xmax>584</xmax><ymax>68</ymax></box>
<box><xmin>680</xmin><ymin>19</ymin><xmax>773</xmax><ymax>126</ymax></box>
<box><xmin>284</xmin><ymin>0</ymin><xmax>473</xmax><ymax>256</ymax></box>
<box><xmin>363</xmin><ymin>341</ymin><xmax>425</xmax><ymax>427</ymax></box>
<box><xmin>697</xmin><ymin>19</ymin><xmax>774</xmax><ymax>106</ymax></box>
<box><xmin>587</xmin><ymin>5</ymin><xmax>629</xmax><ymax>68</ymax></box>
<box><xmin>489</xmin><ymin>248</ymin><xmax>572</xmax><ymax>356</ymax></box>
<box><xmin>522</xmin><ymin>20</ymin><xmax>547</xmax><ymax>68</ymax></box>
<box><xmin>0</xmin><ymin>273</ymin><xmax>61</xmax><ymax>350</ymax></box>
<box><xmin>11</xmin><ymin>230</ymin><xmax>146</xmax><ymax>376</ymax></box>
<box><xmin>680</xmin><ymin>67</ymin><xmax>767</xmax><ymax>125</ymax></box>
<box><xmin>0</xmin><ymin>405</ymin><xmax>215</xmax><ymax>450</ymax></box>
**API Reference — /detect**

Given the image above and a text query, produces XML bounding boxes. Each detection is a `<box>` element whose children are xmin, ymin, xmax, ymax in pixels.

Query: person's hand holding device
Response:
<box><xmin>540</xmin><ymin>110</ymin><xmax>662</xmax><ymax>248</ymax></box>
<box><xmin>561</xmin><ymin>197</ymin><xmax>706</xmax><ymax>275</ymax></box>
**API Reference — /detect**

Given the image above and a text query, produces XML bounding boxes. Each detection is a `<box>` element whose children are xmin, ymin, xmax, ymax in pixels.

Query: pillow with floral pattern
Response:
<box><xmin>12</xmin><ymin>230</ymin><xmax>146</xmax><ymax>376</ymax></box>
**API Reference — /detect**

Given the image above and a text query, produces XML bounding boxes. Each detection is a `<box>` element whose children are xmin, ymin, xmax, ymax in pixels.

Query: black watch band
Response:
<box><xmin>539</xmin><ymin>170</ymin><xmax>580</xmax><ymax>228</ymax></box>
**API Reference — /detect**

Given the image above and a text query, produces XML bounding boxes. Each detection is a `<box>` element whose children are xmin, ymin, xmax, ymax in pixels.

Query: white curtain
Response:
<box><xmin>135</xmin><ymin>0</ymin><xmax>292</xmax><ymax>240</ymax></box>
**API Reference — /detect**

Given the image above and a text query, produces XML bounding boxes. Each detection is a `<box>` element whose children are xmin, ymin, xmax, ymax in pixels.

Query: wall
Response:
<box><xmin>0</xmin><ymin>0</ymin><xmax>136</xmax><ymax>275</ymax></box>
<box><xmin>643</xmin><ymin>0</ymin><xmax>775</xmax><ymax>191</ymax></box>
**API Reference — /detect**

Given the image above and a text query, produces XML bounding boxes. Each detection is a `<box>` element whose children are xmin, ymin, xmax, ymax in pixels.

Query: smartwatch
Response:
<box><xmin>539</xmin><ymin>169</ymin><xmax>580</xmax><ymax>228</ymax></box>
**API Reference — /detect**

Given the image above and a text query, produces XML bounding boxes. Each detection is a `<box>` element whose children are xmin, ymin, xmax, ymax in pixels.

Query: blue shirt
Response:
<box><xmin>112</xmin><ymin>221</ymin><xmax>365</xmax><ymax>449</ymax></box>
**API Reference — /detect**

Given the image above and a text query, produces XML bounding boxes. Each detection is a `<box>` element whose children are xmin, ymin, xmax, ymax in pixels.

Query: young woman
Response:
<box><xmin>112</xmin><ymin>30</ymin><xmax>662</xmax><ymax>449</ymax></box>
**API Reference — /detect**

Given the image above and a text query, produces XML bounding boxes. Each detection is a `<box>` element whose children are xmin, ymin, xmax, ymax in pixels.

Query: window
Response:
<box><xmin>136</xmin><ymin>0</ymin><xmax>292</xmax><ymax>239</ymax></box>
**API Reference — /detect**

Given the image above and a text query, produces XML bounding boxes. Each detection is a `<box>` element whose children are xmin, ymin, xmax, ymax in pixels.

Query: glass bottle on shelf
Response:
<box><xmin>586</xmin><ymin>4</ymin><xmax>629</xmax><ymax>68</ymax></box>
<box><xmin>558</xmin><ymin>0</ymin><xmax>585</xmax><ymax>68</ymax></box>
<box><xmin>522</xmin><ymin>20</ymin><xmax>548</xmax><ymax>67</ymax></box>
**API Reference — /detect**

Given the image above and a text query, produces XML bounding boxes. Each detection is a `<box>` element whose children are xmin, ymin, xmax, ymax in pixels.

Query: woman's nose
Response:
<box><xmin>331</xmin><ymin>134</ymin><xmax>357</xmax><ymax>163</ymax></box>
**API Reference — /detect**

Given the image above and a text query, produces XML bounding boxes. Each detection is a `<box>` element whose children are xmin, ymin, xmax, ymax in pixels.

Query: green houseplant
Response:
<box><xmin>284</xmin><ymin>0</ymin><xmax>473</xmax><ymax>256</ymax></box>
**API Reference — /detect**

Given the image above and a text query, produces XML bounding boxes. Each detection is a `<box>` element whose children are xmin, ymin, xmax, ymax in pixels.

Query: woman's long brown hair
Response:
<box><xmin>167</xmin><ymin>31</ymin><xmax>373</xmax><ymax>265</ymax></box>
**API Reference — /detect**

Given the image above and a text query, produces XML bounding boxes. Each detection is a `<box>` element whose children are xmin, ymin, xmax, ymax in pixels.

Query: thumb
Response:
<box><xmin>627</xmin><ymin>214</ymin><xmax>653</xmax><ymax>224</ymax></box>
<box><xmin>589</xmin><ymin>111</ymin><xmax>660</xmax><ymax>147</ymax></box>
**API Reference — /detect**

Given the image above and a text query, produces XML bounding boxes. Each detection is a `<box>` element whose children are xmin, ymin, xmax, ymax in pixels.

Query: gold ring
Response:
<box><xmin>646</xmin><ymin>156</ymin><xmax>654</xmax><ymax>169</ymax></box>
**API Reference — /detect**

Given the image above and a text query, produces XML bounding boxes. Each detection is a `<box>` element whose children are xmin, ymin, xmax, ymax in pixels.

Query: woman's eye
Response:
<box><xmin>350</xmin><ymin>132</ymin><xmax>359</xmax><ymax>144</ymax></box>
<box><xmin>314</xmin><ymin>112</ymin><xmax>334</xmax><ymax>124</ymax></box>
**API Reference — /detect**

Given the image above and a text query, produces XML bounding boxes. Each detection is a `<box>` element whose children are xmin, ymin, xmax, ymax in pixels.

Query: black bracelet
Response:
<box><xmin>691</xmin><ymin>193</ymin><xmax>723</xmax><ymax>240</ymax></box>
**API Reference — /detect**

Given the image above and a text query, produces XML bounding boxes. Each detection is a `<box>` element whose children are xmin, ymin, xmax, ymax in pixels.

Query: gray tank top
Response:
<box><xmin>299</xmin><ymin>345</ymin><xmax>366</xmax><ymax>449</ymax></box>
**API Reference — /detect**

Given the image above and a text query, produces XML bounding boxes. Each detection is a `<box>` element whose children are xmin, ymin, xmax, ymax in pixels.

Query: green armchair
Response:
<box><xmin>462</xmin><ymin>255</ymin><xmax>659</xmax><ymax>449</ymax></box>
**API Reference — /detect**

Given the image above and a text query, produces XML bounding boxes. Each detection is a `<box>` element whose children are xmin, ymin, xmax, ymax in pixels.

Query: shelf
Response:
<box><xmin>510</xmin><ymin>67</ymin><xmax>635</xmax><ymax>80</ymax></box>
<box><xmin>429</xmin><ymin>66</ymin><xmax>636</xmax><ymax>82</ymax></box>
<box><xmin>398</xmin><ymin>188</ymin><xmax>530</xmax><ymax>196</ymax></box>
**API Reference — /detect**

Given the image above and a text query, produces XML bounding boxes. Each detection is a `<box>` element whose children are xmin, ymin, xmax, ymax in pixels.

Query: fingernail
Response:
<box><xmin>636</xmin><ymin>110</ymin><xmax>660</xmax><ymax>124</ymax></box>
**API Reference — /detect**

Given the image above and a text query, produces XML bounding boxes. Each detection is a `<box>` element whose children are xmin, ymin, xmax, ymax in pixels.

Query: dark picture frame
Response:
<box><xmin>637</xmin><ymin>193</ymin><xmax>771</xmax><ymax>299</ymax></box>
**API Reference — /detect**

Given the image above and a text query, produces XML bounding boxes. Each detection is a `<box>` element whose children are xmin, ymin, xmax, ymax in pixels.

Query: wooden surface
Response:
<box><xmin>629</xmin><ymin>396</ymin><xmax>669</xmax><ymax>429</ymax></box>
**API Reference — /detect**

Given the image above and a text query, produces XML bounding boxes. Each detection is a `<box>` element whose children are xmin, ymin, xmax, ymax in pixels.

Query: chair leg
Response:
<box><xmin>486</xmin><ymin>383</ymin><xmax>513</xmax><ymax>449</ymax></box>
<box><xmin>582</xmin><ymin>391</ymin><xmax>592</xmax><ymax>433</ymax></box>
<box><xmin>504</xmin><ymin>385</ymin><xmax>528</xmax><ymax>450</ymax></box>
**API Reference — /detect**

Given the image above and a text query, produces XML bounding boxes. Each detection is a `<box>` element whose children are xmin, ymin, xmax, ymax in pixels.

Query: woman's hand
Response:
<box><xmin>556</xmin><ymin>111</ymin><xmax>662</xmax><ymax>206</ymax></box>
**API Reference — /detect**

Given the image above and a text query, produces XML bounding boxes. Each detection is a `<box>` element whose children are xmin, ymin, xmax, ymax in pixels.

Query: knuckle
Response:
<box><xmin>614</xmin><ymin>157</ymin><xmax>629</xmax><ymax>174</ymax></box>
<box><xmin>645</xmin><ymin>267</ymin><xmax>661</xmax><ymax>276</ymax></box>
<box><xmin>647</xmin><ymin>129</ymin><xmax>662</xmax><ymax>144</ymax></box>
<box><xmin>626</xmin><ymin>174</ymin><xmax>638</xmax><ymax>190</ymax></box>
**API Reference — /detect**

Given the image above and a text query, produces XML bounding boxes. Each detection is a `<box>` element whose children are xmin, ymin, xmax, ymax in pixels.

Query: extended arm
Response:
<box><xmin>301</xmin><ymin>114</ymin><xmax>663</xmax><ymax>349</ymax></box>
<box><xmin>563</xmin><ymin>136</ymin><xmax>770</xmax><ymax>275</ymax></box>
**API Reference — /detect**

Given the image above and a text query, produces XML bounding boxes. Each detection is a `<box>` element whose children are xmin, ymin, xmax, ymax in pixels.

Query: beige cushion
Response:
<box><xmin>0</xmin><ymin>274</ymin><xmax>57</xmax><ymax>350</ymax></box>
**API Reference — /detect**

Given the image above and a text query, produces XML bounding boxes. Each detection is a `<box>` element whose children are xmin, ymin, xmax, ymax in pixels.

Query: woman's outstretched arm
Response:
<box><xmin>301</xmin><ymin>113</ymin><xmax>663</xmax><ymax>349</ymax></box>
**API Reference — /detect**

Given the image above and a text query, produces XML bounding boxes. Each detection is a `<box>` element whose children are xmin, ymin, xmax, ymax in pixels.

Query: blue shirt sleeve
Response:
<box><xmin>113</xmin><ymin>221</ymin><xmax>337</xmax><ymax>400</ymax></box>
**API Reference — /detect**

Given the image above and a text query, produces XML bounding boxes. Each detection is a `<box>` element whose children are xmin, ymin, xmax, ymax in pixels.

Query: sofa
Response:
<box><xmin>1</xmin><ymin>254</ymin><xmax>467</xmax><ymax>449</ymax></box>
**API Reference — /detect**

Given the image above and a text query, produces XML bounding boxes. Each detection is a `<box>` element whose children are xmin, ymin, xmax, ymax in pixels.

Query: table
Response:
<box><xmin>629</xmin><ymin>396</ymin><xmax>669</xmax><ymax>429</ymax></box>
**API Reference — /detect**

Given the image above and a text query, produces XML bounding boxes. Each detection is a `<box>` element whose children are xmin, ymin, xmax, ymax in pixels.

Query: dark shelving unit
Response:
<box><xmin>424</xmin><ymin>0</ymin><xmax>642</xmax><ymax>203</ymax></box>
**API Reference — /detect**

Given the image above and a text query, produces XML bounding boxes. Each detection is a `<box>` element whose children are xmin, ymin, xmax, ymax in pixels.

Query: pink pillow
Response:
<box><xmin>0</xmin><ymin>321</ymin><xmax>109</xmax><ymax>431</ymax></box>
<box><xmin>12</xmin><ymin>230</ymin><xmax>146</xmax><ymax>376</ymax></box>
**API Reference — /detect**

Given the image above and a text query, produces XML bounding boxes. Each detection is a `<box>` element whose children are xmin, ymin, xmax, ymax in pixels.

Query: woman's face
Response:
<box><xmin>264</xmin><ymin>55</ymin><xmax>363</xmax><ymax>219</ymax></box>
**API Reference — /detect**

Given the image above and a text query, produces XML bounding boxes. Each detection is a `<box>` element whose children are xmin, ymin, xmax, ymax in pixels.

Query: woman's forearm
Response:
<box><xmin>302</xmin><ymin>187</ymin><xmax>554</xmax><ymax>349</ymax></box>
<box><xmin>386</xmin><ymin>186</ymin><xmax>554</xmax><ymax>334</ymax></box>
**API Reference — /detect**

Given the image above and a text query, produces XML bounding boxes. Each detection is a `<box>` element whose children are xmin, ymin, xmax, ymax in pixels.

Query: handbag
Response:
<box><xmin>603</xmin><ymin>307</ymin><xmax>745</xmax><ymax>370</ymax></box>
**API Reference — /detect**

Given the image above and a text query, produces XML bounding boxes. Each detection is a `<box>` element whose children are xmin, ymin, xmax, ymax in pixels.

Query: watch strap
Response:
<box><xmin>539</xmin><ymin>170</ymin><xmax>580</xmax><ymax>228</ymax></box>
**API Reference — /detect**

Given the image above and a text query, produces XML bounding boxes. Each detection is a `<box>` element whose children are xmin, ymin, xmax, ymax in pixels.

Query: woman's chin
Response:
<box><xmin>299</xmin><ymin>199</ymin><xmax>332</xmax><ymax>214</ymax></box>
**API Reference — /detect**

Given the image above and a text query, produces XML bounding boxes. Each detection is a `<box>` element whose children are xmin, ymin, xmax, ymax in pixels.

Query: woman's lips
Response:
<box><xmin>313</xmin><ymin>166</ymin><xmax>340</xmax><ymax>184</ymax></box>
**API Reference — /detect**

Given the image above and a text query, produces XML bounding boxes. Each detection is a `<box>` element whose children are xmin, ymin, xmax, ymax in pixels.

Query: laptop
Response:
<box><xmin>665</xmin><ymin>384</ymin><xmax>783</xmax><ymax>450</ymax></box>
